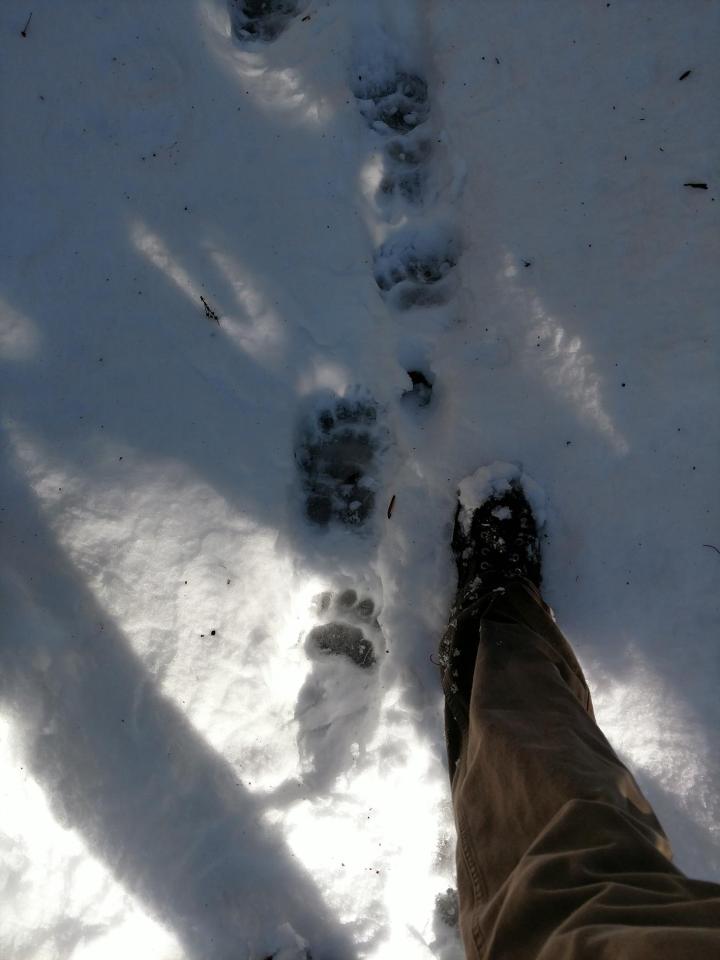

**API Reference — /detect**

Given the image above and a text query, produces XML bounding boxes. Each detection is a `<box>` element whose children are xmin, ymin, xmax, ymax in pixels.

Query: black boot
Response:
<box><xmin>439</xmin><ymin>480</ymin><xmax>543</xmax><ymax>749</ymax></box>
<box><xmin>451</xmin><ymin>481</ymin><xmax>542</xmax><ymax>606</ymax></box>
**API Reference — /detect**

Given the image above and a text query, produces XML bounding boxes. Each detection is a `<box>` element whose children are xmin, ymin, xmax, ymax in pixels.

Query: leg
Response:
<box><xmin>442</xmin><ymin>473</ymin><xmax>720</xmax><ymax>959</ymax></box>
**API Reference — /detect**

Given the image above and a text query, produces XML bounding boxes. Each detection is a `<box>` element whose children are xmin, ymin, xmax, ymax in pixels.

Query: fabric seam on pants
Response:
<box><xmin>457</xmin><ymin>799</ymin><xmax>489</xmax><ymax>914</ymax></box>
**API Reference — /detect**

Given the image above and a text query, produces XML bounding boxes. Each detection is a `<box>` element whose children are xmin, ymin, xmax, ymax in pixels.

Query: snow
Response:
<box><xmin>457</xmin><ymin>461</ymin><xmax>546</xmax><ymax>533</ymax></box>
<box><xmin>1</xmin><ymin>1</ymin><xmax>718</xmax><ymax>958</ymax></box>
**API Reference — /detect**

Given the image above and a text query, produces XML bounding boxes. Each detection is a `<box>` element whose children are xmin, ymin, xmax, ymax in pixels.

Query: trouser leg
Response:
<box><xmin>443</xmin><ymin>579</ymin><xmax>720</xmax><ymax>960</ymax></box>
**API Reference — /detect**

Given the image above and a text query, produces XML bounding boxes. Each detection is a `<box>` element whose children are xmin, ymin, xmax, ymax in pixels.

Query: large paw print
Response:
<box><xmin>295</xmin><ymin>393</ymin><xmax>384</xmax><ymax>528</ymax></box>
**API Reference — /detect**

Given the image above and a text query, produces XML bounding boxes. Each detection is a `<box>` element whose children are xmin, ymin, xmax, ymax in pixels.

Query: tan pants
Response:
<box><xmin>442</xmin><ymin>580</ymin><xmax>720</xmax><ymax>959</ymax></box>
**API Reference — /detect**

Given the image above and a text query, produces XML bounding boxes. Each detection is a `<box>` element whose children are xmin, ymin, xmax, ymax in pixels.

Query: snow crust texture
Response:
<box><xmin>1</xmin><ymin>0</ymin><xmax>719</xmax><ymax>959</ymax></box>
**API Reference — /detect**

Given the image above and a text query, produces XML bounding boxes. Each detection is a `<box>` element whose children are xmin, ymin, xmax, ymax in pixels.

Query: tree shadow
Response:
<box><xmin>0</xmin><ymin>6</ymin><xmax>405</xmax><ymax>945</ymax></box>
<box><xmin>1</xmin><ymin>0</ymin><xmax>366</xmax><ymax>543</ymax></box>
<box><xmin>0</xmin><ymin>451</ymin><xmax>357</xmax><ymax>960</ymax></box>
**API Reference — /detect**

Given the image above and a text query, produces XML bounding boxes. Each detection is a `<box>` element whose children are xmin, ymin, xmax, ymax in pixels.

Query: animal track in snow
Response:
<box><xmin>227</xmin><ymin>0</ymin><xmax>302</xmax><ymax>43</ymax></box>
<box><xmin>354</xmin><ymin>70</ymin><xmax>429</xmax><ymax>134</ymax></box>
<box><xmin>295</xmin><ymin>392</ymin><xmax>385</xmax><ymax>528</ymax></box>
<box><xmin>373</xmin><ymin>227</ymin><xmax>460</xmax><ymax>310</ymax></box>
<box><xmin>385</xmin><ymin>137</ymin><xmax>432</xmax><ymax>168</ymax></box>
<box><xmin>379</xmin><ymin>165</ymin><xmax>425</xmax><ymax>205</ymax></box>
<box><xmin>402</xmin><ymin>369</ymin><xmax>434</xmax><ymax>407</ymax></box>
<box><xmin>295</xmin><ymin>589</ymin><xmax>384</xmax><ymax>787</ymax></box>
<box><xmin>306</xmin><ymin>589</ymin><xmax>379</xmax><ymax>667</ymax></box>
<box><xmin>378</xmin><ymin>137</ymin><xmax>432</xmax><ymax>205</ymax></box>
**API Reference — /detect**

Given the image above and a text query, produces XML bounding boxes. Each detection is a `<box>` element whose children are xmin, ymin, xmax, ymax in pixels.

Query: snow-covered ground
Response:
<box><xmin>1</xmin><ymin>1</ymin><xmax>718</xmax><ymax>958</ymax></box>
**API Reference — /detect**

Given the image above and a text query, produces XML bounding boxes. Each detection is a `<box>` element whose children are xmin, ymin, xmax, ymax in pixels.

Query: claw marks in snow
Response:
<box><xmin>227</xmin><ymin>0</ymin><xmax>303</xmax><ymax>43</ymax></box>
<box><xmin>373</xmin><ymin>225</ymin><xmax>460</xmax><ymax>309</ymax></box>
<box><xmin>307</xmin><ymin>589</ymin><xmax>378</xmax><ymax>668</ymax></box>
<box><xmin>295</xmin><ymin>391</ymin><xmax>386</xmax><ymax>528</ymax></box>
<box><xmin>296</xmin><ymin>589</ymin><xmax>384</xmax><ymax>788</ymax></box>
<box><xmin>379</xmin><ymin>136</ymin><xmax>432</xmax><ymax>204</ymax></box>
<box><xmin>353</xmin><ymin>70</ymin><xmax>429</xmax><ymax>134</ymax></box>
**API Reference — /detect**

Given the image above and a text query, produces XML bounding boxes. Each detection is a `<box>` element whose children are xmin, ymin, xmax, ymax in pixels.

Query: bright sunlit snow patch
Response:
<box><xmin>358</xmin><ymin>152</ymin><xmax>386</xmax><ymax>205</ymax></box>
<box><xmin>3</xmin><ymin>0</ymin><xmax>719</xmax><ymax>954</ymax></box>
<box><xmin>198</xmin><ymin>0</ymin><xmax>333</xmax><ymax>128</ymax></box>
<box><xmin>131</xmin><ymin>221</ymin><xmax>203</xmax><ymax>306</ymax></box>
<box><xmin>134</xmin><ymin>220</ymin><xmax>287</xmax><ymax>365</ymax></box>
<box><xmin>296</xmin><ymin>360</ymin><xmax>356</xmax><ymax>397</ymax></box>
<box><xmin>0</xmin><ymin>715</ymin><xmax>180</xmax><ymax>960</ymax></box>
<box><xmin>207</xmin><ymin>246</ymin><xmax>286</xmax><ymax>362</ymax></box>
<box><xmin>243</xmin><ymin>63</ymin><xmax>329</xmax><ymax>126</ymax></box>
<box><xmin>5</xmin><ymin>422</ymin><xmax>305</xmax><ymax>794</ymax></box>
<box><xmin>590</xmin><ymin>650</ymin><xmax>719</xmax><ymax>853</ymax></box>
<box><xmin>500</xmin><ymin>252</ymin><xmax>629</xmax><ymax>455</ymax></box>
<box><xmin>280</xmin><ymin>683</ymin><xmax>454</xmax><ymax>957</ymax></box>
<box><xmin>0</xmin><ymin>297</ymin><xmax>40</xmax><ymax>361</ymax></box>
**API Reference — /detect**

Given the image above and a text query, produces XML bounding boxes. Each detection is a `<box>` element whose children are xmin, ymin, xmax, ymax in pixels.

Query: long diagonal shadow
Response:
<box><xmin>0</xmin><ymin>454</ymin><xmax>356</xmax><ymax>960</ymax></box>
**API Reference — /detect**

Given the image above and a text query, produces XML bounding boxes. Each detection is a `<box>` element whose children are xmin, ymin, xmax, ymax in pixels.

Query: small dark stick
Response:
<box><xmin>703</xmin><ymin>544</ymin><xmax>720</xmax><ymax>556</ymax></box>
<box><xmin>21</xmin><ymin>12</ymin><xmax>33</xmax><ymax>37</ymax></box>
<box><xmin>678</xmin><ymin>69</ymin><xmax>692</xmax><ymax>81</ymax></box>
<box><xmin>200</xmin><ymin>296</ymin><xmax>220</xmax><ymax>324</ymax></box>
<box><xmin>683</xmin><ymin>182</ymin><xmax>708</xmax><ymax>189</ymax></box>
<box><xmin>387</xmin><ymin>494</ymin><xmax>396</xmax><ymax>519</ymax></box>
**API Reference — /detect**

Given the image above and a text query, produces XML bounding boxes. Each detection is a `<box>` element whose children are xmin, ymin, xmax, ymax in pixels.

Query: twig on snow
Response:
<box><xmin>200</xmin><ymin>296</ymin><xmax>220</xmax><ymax>324</ymax></box>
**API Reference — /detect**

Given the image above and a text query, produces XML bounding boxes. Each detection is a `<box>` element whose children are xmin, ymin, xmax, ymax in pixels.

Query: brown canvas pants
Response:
<box><xmin>441</xmin><ymin>579</ymin><xmax>720</xmax><ymax>959</ymax></box>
